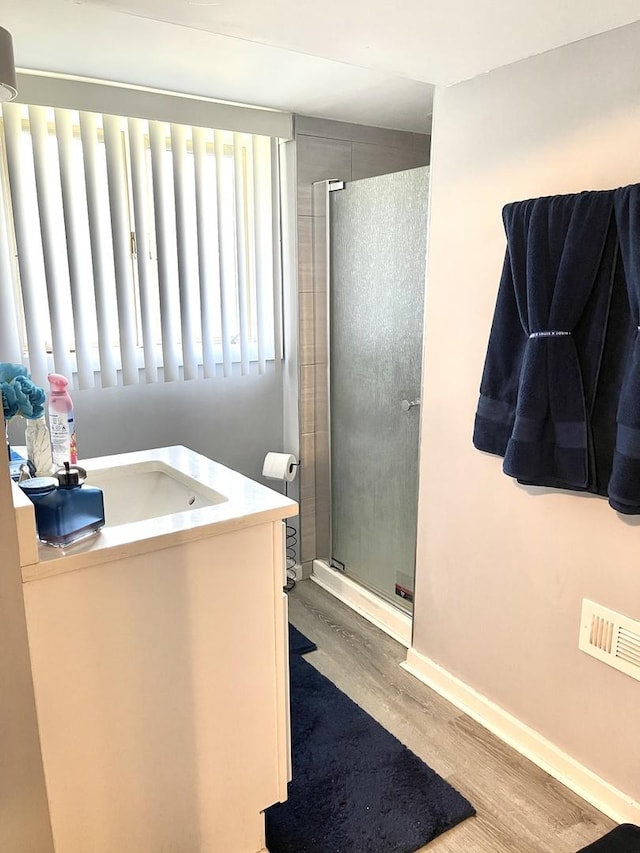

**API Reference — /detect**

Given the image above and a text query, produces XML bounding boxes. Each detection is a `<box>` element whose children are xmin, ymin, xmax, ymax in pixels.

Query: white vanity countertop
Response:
<box><xmin>13</xmin><ymin>446</ymin><xmax>298</xmax><ymax>583</ymax></box>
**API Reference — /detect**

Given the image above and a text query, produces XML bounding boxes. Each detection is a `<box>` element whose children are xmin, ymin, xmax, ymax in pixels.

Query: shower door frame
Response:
<box><xmin>308</xmin><ymin>174</ymin><xmax>427</xmax><ymax>629</ymax></box>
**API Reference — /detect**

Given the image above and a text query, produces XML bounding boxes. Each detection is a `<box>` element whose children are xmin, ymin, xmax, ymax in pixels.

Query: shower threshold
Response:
<box><xmin>312</xmin><ymin>560</ymin><xmax>412</xmax><ymax>647</ymax></box>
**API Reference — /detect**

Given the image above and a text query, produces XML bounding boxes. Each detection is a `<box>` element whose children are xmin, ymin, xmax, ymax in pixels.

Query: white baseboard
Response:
<box><xmin>288</xmin><ymin>562</ymin><xmax>309</xmax><ymax>582</ymax></box>
<box><xmin>402</xmin><ymin>647</ymin><xmax>640</xmax><ymax>826</ymax></box>
<box><xmin>296</xmin><ymin>561</ymin><xmax>313</xmax><ymax>581</ymax></box>
<box><xmin>311</xmin><ymin>560</ymin><xmax>412</xmax><ymax>647</ymax></box>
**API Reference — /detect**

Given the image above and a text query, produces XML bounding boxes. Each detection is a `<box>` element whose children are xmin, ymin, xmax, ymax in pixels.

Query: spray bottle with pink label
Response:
<box><xmin>47</xmin><ymin>373</ymin><xmax>77</xmax><ymax>466</ymax></box>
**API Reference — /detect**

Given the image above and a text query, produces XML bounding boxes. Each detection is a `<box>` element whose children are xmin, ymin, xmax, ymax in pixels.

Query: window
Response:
<box><xmin>0</xmin><ymin>102</ymin><xmax>282</xmax><ymax>389</ymax></box>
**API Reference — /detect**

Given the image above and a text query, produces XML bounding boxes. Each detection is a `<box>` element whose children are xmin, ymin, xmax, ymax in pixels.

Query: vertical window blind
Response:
<box><xmin>0</xmin><ymin>102</ymin><xmax>282</xmax><ymax>389</ymax></box>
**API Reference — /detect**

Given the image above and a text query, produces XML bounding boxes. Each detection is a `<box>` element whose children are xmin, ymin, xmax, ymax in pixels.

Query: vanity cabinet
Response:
<box><xmin>15</xmin><ymin>448</ymin><xmax>296</xmax><ymax>853</ymax></box>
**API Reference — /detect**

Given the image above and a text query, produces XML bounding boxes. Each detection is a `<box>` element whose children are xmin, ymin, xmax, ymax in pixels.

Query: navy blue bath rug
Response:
<box><xmin>289</xmin><ymin>623</ymin><xmax>318</xmax><ymax>656</ymax></box>
<box><xmin>267</xmin><ymin>634</ymin><xmax>475</xmax><ymax>853</ymax></box>
<box><xmin>577</xmin><ymin>824</ymin><xmax>640</xmax><ymax>852</ymax></box>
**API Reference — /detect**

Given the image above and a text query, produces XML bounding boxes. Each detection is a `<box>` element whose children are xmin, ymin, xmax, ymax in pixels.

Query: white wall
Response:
<box><xmin>9</xmin><ymin>365</ymin><xmax>284</xmax><ymax>485</ymax></box>
<box><xmin>413</xmin><ymin>21</ymin><xmax>640</xmax><ymax>802</ymax></box>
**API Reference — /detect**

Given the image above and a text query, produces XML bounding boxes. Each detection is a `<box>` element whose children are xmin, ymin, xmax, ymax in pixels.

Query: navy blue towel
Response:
<box><xmin>608</xmin><ymin>186</ymin><xmax>640</xmax><ymax>513</ymax></box>
<box><xmin>473</xmin><ymin>183</ymin><xmax>640</xmax><ymax>513</ymax></box>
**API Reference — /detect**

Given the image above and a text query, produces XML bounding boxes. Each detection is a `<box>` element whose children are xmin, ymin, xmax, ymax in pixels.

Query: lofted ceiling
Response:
<box><xmin>3</xmin><ymin>0</ymin><xmax>640</xmax><ymax>133</ymax></box>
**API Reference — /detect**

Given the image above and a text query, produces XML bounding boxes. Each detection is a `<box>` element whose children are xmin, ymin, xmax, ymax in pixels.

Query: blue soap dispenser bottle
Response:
<box><xmin>20</xmin><ymin>463</ymin><xmax>105</xmax><ymax>547</ymax></box>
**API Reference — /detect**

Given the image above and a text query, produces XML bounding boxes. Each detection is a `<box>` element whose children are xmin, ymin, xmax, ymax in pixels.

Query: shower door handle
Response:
<box><xmin>400</xmin><ymin>398</ymin><xmax>421</xmax><ymax>412</ymax></box>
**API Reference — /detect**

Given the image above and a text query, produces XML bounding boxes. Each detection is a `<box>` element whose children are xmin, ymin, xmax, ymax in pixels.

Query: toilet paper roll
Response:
<box><xmin>263</xmin><ymin>452</ymin><xmax>298</xmax><ymax>482</ymax></box>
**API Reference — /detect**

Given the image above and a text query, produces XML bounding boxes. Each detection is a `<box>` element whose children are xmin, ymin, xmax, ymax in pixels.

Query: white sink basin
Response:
<box><xmin>85</xmin><ymin>460</ymin><xmax>227</xmax><ymax>528</ymax></box>
<box><xmin>13</xmin><ymin>446</ymin><xmax>297</xmax><ymax>575</ymax></box>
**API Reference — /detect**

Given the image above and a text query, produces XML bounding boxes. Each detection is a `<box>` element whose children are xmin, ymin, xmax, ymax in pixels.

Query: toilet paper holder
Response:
<box><xmin>262</xmin><ymin>452</ymin><xmax>300</xmax><ymax>483</ymax></box>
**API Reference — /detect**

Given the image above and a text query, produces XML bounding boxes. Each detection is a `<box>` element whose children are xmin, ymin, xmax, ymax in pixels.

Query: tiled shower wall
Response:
<box><xmin>295</xmin><ymin>116</ymin><xmax>430</xmax><ymax>571</ymax></box>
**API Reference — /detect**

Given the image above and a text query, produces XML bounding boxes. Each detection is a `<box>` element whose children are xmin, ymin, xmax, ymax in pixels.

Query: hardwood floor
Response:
<box><xmin>287</xmin><ymin>579</ymin><xmax>616</xmax><ymax>853</ymax></box>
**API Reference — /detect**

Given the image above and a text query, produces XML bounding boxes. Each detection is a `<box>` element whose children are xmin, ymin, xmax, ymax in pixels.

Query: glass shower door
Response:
<box><xmin>329</xmin><ymin>167</ymin><xmax>428</xmax><ymax>613</ymax></box>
